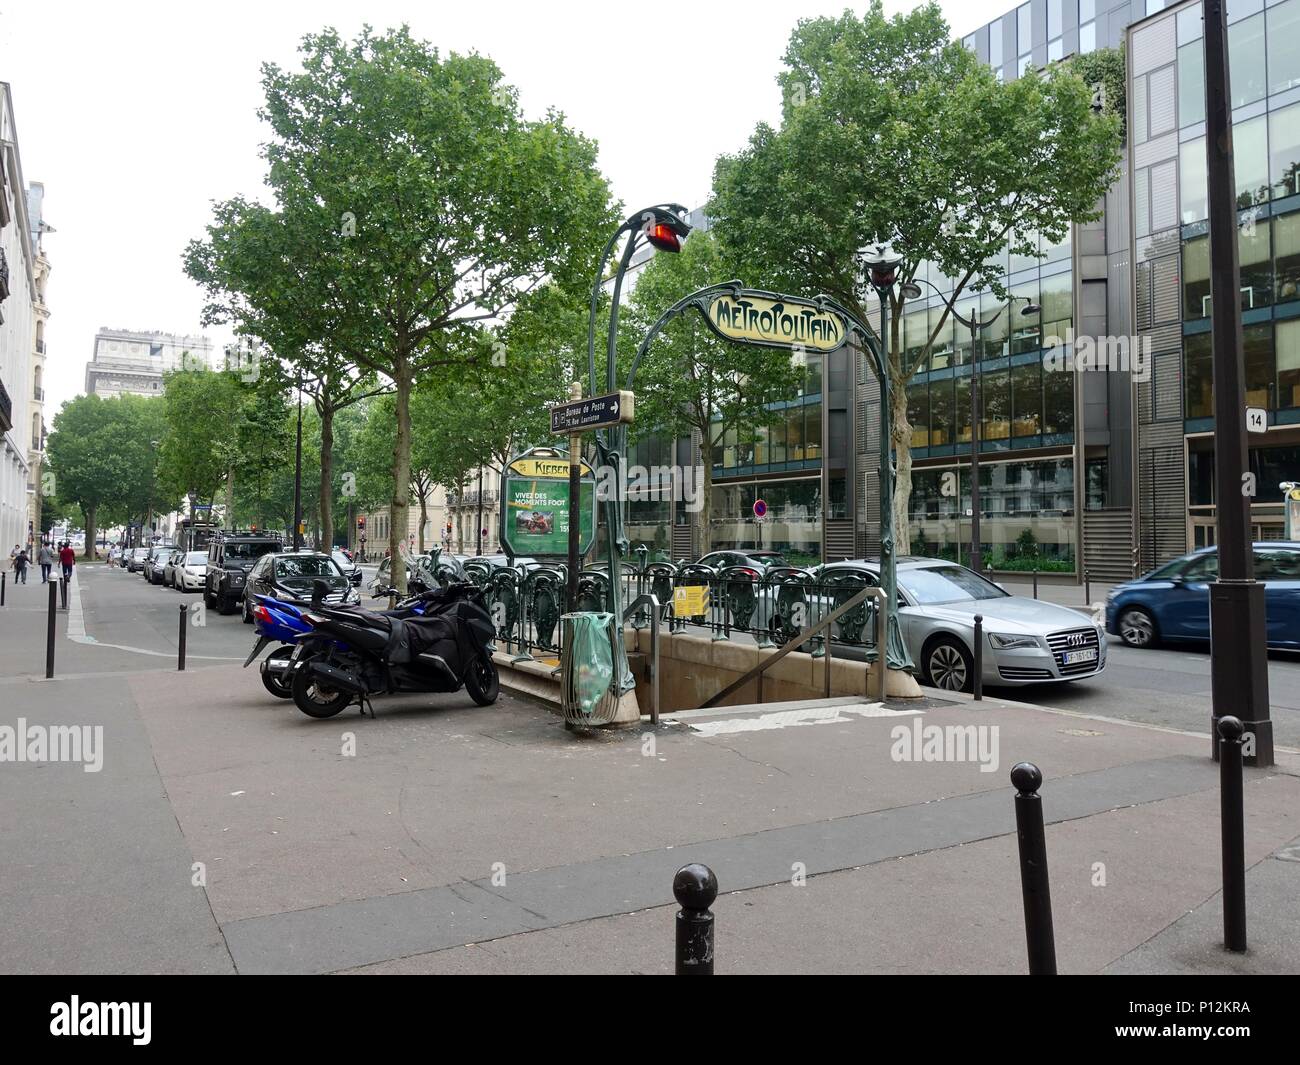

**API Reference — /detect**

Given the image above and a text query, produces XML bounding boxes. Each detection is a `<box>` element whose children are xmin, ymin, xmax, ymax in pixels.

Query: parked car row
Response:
<box><xmin>122</xmin><ymin>532</ymin><xmax>366</xmax><ymax>621</ymax></box>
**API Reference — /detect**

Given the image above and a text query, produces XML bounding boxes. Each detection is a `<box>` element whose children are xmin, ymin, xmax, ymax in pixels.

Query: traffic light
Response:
<box><xmin>646</xmin><ymin>222</ymin><xmax>683</xmax><ymax>253</ymax></box>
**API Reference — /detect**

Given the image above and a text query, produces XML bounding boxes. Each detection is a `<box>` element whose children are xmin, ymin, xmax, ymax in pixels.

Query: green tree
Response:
<box><xmin>232</xmin><ymin>25</ymin><xmax>614</xmax><ymax>591</ymax></box>
<box><xmin>183</xmin><ymin>199</ymin><xmax>389</xmax><ymax>551</ymax></box>
<box><xmin>622</xmin><ymin>230</ymin><xmax>802</xmax><ymax>552</ymax></box>
<box><xmin>45</xmin><ymin>394</ymin><xmax>166</xmax><ymax>558</ymax></box>
<box><xmin>710</xmin><ymin>1</ymin><xmax>1122</xmax><ymax>551</ymax></box>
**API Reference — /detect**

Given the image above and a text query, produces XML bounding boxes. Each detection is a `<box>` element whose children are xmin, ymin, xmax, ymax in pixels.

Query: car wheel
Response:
<box><xmin>1118</xmin><ymin>606</ymin><xmax>1159</xmax><ymax>648</ymax></box>
<box><xmin>217</xmin><ymin>590</ymin><xmax>235</xmax><ymax>615</ymax></box>
<box><xmin>923</xmin><ymin>636</ymin><xmax>974</xmax><ymax>694</ymax></box>
<box><xmin>204</xmin><ymin>582</ymin><xmax>215</xmax><ymax>608</ymax></box>
<box><xmin>242</xmin><ymin>595</ymin><xmax>253</xmax><ymax>624</ymax></box>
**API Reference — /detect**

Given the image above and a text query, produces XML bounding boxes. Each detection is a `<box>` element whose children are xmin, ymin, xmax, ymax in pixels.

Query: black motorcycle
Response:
<box><xmin>289</xmin><ymin>582</ymin><xmax>499</xmax><ymax>718</ymax></box>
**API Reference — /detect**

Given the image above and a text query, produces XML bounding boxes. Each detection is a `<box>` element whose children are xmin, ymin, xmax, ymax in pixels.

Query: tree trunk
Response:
<box><xmin>891</xmin><ymin>377</ymin><xmax>913</xmax><ymax>555</ymax></box>
<box><xmin>418</xmin><ymin>486</ymin><xmax>428</xmax><ymax>553</ymax></box>
<box><xmin>697</xmin><ymin>435</ymin><xmax>714</xmax><ymax>556</ymax></box>
<box><xmin>318</xmin><ymin>405</ymin><xmax>334</xmax><ymax>552</ymax></box>
<box><xmin>389</xmin><ymin>364</ymin><xmax>413</xmax><ymax>594</ymax></box>
<box><xmin>83</xmin><ymin>504</ymin><xmax>97</xmax><ymax>561</ymax></box>
<box><xmin>225</xmin><ymin>465</ymin><xmax>236</xmax><ymax>530</ymax></box>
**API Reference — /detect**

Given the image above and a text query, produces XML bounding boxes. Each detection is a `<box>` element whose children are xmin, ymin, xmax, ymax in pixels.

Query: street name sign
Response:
<box><xmin>550</xmin><ymin>391</ymin><xmax>635</xmax><ymax>434</ymax></box>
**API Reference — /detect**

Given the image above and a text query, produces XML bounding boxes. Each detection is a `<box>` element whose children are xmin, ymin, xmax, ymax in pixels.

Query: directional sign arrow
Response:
<box><xmin>549</xmin><ymin>390</ymin><xmax>635</xmax><ymax>434</ymax></box>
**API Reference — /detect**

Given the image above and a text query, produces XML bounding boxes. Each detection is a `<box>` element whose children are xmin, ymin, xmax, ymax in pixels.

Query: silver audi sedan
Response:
<box><xmin>738</xmin><ymin>553</ymin><xmax>1102</xmax><ymax>696</ymax></box>
<box><xmin>811</xmin><ymin>558</ymin><xmax>1107</xmax><ymax>693</ymax></box>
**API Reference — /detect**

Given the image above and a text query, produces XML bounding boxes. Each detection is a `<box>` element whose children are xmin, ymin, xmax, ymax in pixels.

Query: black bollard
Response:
<box><xmin>1218</xmin><ymin>716</ymin><xmax>1247</xmax><ymax>952</ymax></box>
<box><xmin>673</xmin><ymin>863</ymin><xmax>718</xmax><ymax>975</ymax></box>
<box><xmin>1032</xmin><ymin>566</ymin><xmax>1038</xmax><ymax>600</ymax></box>
<box><xmin>1011</xmin><ymin>762</ymin><xmax>1057</xmax><ymax>975</ymax></box>
<box><xmin>1084</xmin><ymin>570</ymin><xmax>1091</xmax><ymax>611</ymax></box>
<box><xmin>178</xmin><ymin>604</ymin><xmax>188</xmax><ymax>672</ymax></box>
<box><xmin>1</xmin><ymin>570</ymin><xmax>5</xmax><ymax>606</ymax></box>
<box><xmin>45</xmin><ymin>578</ymin><xmax>57</xmax><ymax>679</ymax></box>
<box><xmin>972</xmin><ymin>615</ymin><xmax>983</xmax><ymax>702</ymax></box>
<box><xmin>60</xmin><ymin>576</ymin><xmax>68</xmax><ymax>610</ymax></box>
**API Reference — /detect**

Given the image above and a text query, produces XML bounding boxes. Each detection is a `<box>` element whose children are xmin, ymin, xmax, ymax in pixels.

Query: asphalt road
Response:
<box><xmin>87</xmin><ymin>563</ymin><xmax>1300</xmax><ymax>749</ymax></box>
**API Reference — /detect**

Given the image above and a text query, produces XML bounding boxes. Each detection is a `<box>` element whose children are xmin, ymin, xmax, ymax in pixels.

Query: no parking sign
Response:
<box><xmin>753</xmin><ymin>499</ymin><xmax>767</xmax><ymax>520</ymax></box>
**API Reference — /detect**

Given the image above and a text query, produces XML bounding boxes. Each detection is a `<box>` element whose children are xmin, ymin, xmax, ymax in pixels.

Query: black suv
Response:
<box><xmin>204</xmin><ymin>532</ymin><xmax>283</xmax><ymax>614</ymax></box>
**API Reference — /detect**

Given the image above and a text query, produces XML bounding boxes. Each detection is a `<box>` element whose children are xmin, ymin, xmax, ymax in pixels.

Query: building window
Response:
<box><xmin>1080</xmin><ymin>21</ymin><xmax>1096</xmax><ymax>54</ymax></box>
<box><xmin>908</xmin><ymin>379</ymin><xmax>930</xmax><ymax>448</ymax></box>
<box><xmin>1269</xmin><ymin>104</ymin><xmax>1300</xmax><ymax>201</ymax></box>
<box><xmin>1011</xmin><ymin>281</ymin><xmax>1042</xmax><ymax>354</ymax></box>
<box><xmin>1228</xmin><ymin>12</ymin><xmax>1267</xmax><ymax>108</ymax></box>
<box><xmin>981</xmin><ymin>290</ymin><xmax>1011</xmax><ymax>360</ymax></box>
<box><xmin>1042</xmin><ymin>358</ymin><xmax>1075</xmax><ymax>435</ymax></box>
<box><xmin>1040</xmin><ymin>272</ymin><xmax>1073</xmax><ymax>344</ymax></box>
<box><xmin>1178</xmin><ymin>39</ymin><xmax>1205</xmax><ymax>128</ymax></box>
<box><xmin>1276</xmin><ymin>210</ymin><xmax>1300</xmax><ymax>302</ymax></box>
<box><xmin>990</xmin><ymin>17</ymin><xmax>1003</xmax><ymax>68</ymax></box>
<box><xmin>931</xmin><ymin>375</ymin><xmax>955</xmax><ymax>446</ymax></box>
<box><xmin>929</xmin><ymin>304</ymin><xmax>954</xmax><ymax>369</ymax></box>
<box><xmin>1017</xmin><ymin>3</ymin><xmax>1032</xmax><ymax>55</ymax></box>
<box><xmin>1185</xmin><ymin>332</ymin><xmax>1214</xmax><ymax>418</ymax></box>
<box><xmin>1278</xmin><ymin>318</ymin><xmax>1300</xmax><ymax>408</ymax></box>
<box><xmin>1244</xmin><ymin>322</ymin><xmax>1276</xmax><ymax>410</ymax></box>
<box><xmin>956</xmin><ymin>374</ymin><xmax>972</xmax><ymax>444</ymax></box>
<box><xmin>1270</xmin><ymin>0</ymin><xmax>1300</xmax><ymax>94</ymax></box>
<box><xmin>982</xmin><ymin>367</ymin><xmax>1012</xmax><ymax>441</ymax></box>
<box><xmin>1180</xmin><ymin>137</ymin><xmax>1208</xmax><ymax>224</ymax></box>
<box><xmin>1012</xmin><ymin>360</ymin><xmax>1043</xmax><ymax>437</ymax></box>
<box><xmin>1241</xmin><ymin>219</ymin><xmax>1273</xmax><ymax>311</ymax></box>
<box><xmin>1236</xmin><ymin>115</ymin><xmax>1269</xmax><ymax>208</ymax></box>
<box><xmin>1184</xmin><ymin>233</ymin><xmax>1211</xmax><ymax>319</ymax></box>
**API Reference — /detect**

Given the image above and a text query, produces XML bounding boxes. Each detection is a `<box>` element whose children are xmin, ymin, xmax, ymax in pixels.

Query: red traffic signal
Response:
<box><xmin>357</xmin><ymin>515</ymin><xmax>366</xmax><ymax>528</ymax></box>
<box><xmin>646</xmin><ymin>222</ymin><xmax>683</xmax><ymax>253</ymax></box>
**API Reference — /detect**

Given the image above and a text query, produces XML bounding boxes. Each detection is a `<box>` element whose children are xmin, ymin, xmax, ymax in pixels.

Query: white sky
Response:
<box><xmin>0</xmin><ymin>0</ymin><xmax>1008</xmax><ymax>416</ymax></box>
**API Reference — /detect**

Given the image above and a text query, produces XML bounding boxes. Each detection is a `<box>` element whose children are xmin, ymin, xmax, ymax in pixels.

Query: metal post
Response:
<box><xmin>973</xmin><ymin>614</ymin><xmax>984</xmax><ymax>701</ymax></box>
<box><xmin>476</xmin><ymin>465</ymin><xmax>484</xmax><ymax>556</ymax></box>
<box><xmin>1</xmin><ymin>571</ymin><xmax>5</xmax><ymax>606</ymax></box>
<box><xmin>292</xmin><ymin>378</ymin><xmax>303</xmax><ymax>552</ymax></box>
<box><xmin>875</xmin><ymin>588</ymin><xmax>888</xmax><ymax>703</ymax></box>
<box><xmin>1084</xmin><ymin>570</ymin><xmax>1091</xmax><ymax>610</ymax></box>
<box><xmin>970</xmin><ymin>319</ymin><xmax>983</xmax><ymax>574</ymax></box>
<box><xmin>1217</xmin><ymin>715</ymin><xmax>1247</xmax><ymax>951</ymax></box>
<box><xmin>876</xmin><ymin>289</ymin><xmax>900</xmax><ymax>666</ymax></box>
<box><xmin>45</xmin><ymin>577</ymin><xmax>56</xmax><ymax>679</ymax></box>
<box><xmin>567</xmin><ymin>382</ymin><xmax>582</xmax><ymax>613</ymax></box>
<box><xmin>673</xmin><ymin>863</ymin><xmax>717</xmax><ymax>975</ymax></box>
<box><xmin>178</xmin><ymin>604</ymin><xmax>187</xmax><ymax>672</ymax></box>
<box><xmin>60</xmin><ymin>575</ymin><xmax>67</xmax><ymax>610</ymax></box>
<box><xmin>1204</xmin><ymin>0</ymin><xmax>1273</xmax><ymax>767</ymax></box>
<box><xmin>1033</xmin><ymin>566</ymin><xmax>1039</xmax><ymax>600</ymax></box>
<box><xmin>1011</xmin><ymin>762</ymin><xmax>1057</xmax><ymax>975</ymax></box>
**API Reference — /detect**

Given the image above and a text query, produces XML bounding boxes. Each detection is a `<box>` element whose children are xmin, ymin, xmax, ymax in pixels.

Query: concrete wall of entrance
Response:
<box><xmin>494</xmin><ymin>628</ymin><xmax>923</xmax><ymax>715</ymax></box>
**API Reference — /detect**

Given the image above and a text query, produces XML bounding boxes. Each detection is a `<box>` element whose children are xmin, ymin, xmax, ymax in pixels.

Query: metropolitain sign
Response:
<box><xmin>704</xmin><ymin>292</ymin><xmax>848</xmax><ymax>353</ymax></box>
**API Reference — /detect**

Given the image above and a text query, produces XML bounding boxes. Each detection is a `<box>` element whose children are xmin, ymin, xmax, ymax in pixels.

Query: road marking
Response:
<box><xmin>66</xmin><ymin>566</ymin><xmax>242</xmax><ymax>661</ymax></box>
<box><xmin>689</xmin><ymin>702</ymin><xmax>922</xmax><ymax>736</ymax></box>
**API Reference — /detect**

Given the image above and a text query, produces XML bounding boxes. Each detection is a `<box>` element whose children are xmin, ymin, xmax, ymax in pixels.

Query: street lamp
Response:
<box><xmin>858</xmin><ymin>241</ymin><xmax>906</xmax><ymax>640</ymax></box>
<box><xmin>902</xmin><ymin>276</ymin><xmax>1037</xmax><ymax>573</ymax></box>
<box><xmin>578</xmin><ymin>204</ymin><xmax>693</xmax><ymax>614</ymax></box>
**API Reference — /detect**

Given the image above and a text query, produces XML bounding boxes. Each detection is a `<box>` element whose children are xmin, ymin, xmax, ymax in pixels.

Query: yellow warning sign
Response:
<box><xmin>673</xmin><ymin>585</ymin><xmax>710</xmax><ymax>616</ymax></box>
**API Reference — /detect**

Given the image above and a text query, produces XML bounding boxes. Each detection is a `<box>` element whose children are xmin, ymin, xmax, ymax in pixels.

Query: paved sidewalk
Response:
<box><xmin>2</xmin><ymin>570</ymin><xmax>1296</xmax><ymax>974</ymax></box>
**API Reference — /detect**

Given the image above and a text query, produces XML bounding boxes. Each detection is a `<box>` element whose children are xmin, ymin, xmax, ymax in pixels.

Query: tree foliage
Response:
<box><xmin>710</xmin><ymin>0</ymin><xmax>1123</xmax><ymax>550</ymax></box>
<box><xmin>211</xmin><ymin>25</ymin><xmax>616</xmax><ymax>590</ymax></box>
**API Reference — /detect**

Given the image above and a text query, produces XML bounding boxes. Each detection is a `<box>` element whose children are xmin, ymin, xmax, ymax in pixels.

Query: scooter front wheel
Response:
<box><xmin>291</xmin><ymin>664</ymin><xmax>352</xmax><ymax>718</ymax></box>
<box><xmin>260</xmin><ymin>646</ymin><xmax>294</xmax><ymax>699</ymax></box>
<box><xmin>465</xmin><ymin>653</ymin><xmax>499</xmax><ymax>706</ymax></box>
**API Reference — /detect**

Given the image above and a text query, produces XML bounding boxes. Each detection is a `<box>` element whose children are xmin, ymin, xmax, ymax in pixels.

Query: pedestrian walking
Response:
<box><xmin>37</xmin><ymin>542</ymin><xmax>54</xmax><ymax>583</ymax></box>
<box><xmin>58</xmin><ymin>541</ymin><xmax>75</xmax><ymax>583</ymax></box>
<box><xmin>13</xmin><ymin>547</ymin><xmax>29</xmax><ymax>584</ymax></box>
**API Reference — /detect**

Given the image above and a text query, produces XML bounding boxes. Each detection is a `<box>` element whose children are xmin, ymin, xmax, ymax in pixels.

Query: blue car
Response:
<box><xmin>1105</xmin><ymin>542</ymin><xmax>1300</xmax><ymax>650</ymax></box>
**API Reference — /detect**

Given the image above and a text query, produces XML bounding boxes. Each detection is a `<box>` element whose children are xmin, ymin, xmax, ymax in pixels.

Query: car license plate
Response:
<box><xmin>1063</xmin><ymin>648</ymin><xmax>1098</xmax><ymax>665</ymax></box>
